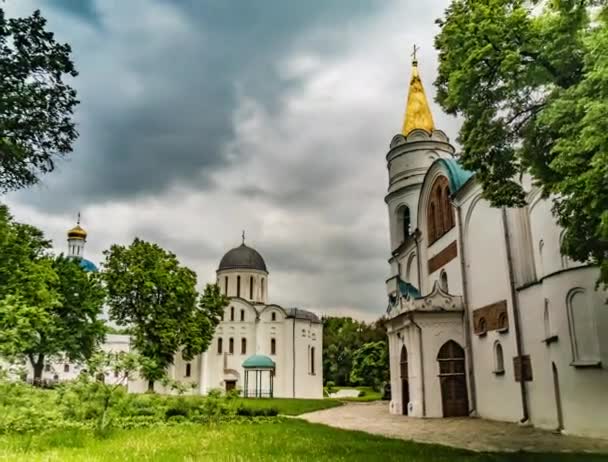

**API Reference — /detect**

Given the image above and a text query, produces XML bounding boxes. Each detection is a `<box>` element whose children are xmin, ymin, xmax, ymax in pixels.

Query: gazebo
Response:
<box><xmin>242</xmin><ymin>355</ymin><xmax>275</xmax><ymax>398</ymax></box>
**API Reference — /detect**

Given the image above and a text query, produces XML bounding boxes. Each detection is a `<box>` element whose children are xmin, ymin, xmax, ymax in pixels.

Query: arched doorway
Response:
<box><xmin>437</xmin><ymin>340</ymin><xmax>468</xmax><ymax>417</ymax></box>
<box><xmin>400</xmin><ymin>345</ymin><xmax>409</xmax><ymax>415</ymax></box>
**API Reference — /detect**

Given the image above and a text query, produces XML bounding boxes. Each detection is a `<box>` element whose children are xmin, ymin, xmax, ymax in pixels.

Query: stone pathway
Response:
<box><xmin>299</xmin><ymin>401</ymin><xmax>608</xmax><ymax>454</ymax></box>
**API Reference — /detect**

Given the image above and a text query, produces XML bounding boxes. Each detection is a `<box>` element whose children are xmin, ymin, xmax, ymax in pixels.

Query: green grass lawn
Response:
<box><xmin>325</xmin><ymin>386</ymin><xmax>383</xmax><ymax>402</ymax></box>
<box><xmin>0</xmin><ymin>419</ymin><xmax>605</xmax><ymax>462</ymax></box>
<box><xmin>235</xmin><ymin>397</ymin><xmax>342</xmax><ymax>415</ymax></box>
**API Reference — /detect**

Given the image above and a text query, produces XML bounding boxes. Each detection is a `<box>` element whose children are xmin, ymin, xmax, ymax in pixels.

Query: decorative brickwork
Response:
<box><xmin>428</xmin><ymin>241</ymin><xmax>458</xmax><ymax>274</ymax></box>
<box><xmin>513</xmin><ymin>355</ymin><xmax>533</xmax><ymax>382</ymax></box>
<box><xmin>472</xmin><ymin>300</ymin><xmax>509</xmax><ymax>335</ymax></box>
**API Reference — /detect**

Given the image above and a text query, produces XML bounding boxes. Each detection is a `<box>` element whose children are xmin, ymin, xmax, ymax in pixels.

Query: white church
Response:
<box><xmin>128</xmin><ymin>238</ymin><xmax>323</xmax><ymax>398</ymax></box>
<box><xmin>384</xmin><ymin>58</ymin><xmax>608</xmax><ymax>438</ymax></box>
<box><xmin>56</xmin><ymin>222</ymin><xmax>323</xmax><ymax>399</ymax></box>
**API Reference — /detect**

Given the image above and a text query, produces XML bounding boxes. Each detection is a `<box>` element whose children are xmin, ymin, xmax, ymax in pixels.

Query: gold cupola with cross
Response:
<box><xmin>401</xmin><ymin>45</ymin><xmax>435</xmax><ymax>136</ymax></box>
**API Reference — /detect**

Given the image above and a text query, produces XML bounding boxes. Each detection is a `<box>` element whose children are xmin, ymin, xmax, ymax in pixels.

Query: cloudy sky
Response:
<box><xmin>4</xmin><ymin>0</ymin><xmax>460</xmax><ymax>321</ymax></box>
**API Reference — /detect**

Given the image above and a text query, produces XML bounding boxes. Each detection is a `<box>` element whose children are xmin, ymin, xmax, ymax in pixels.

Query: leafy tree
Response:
<box><xmin>0</xmin><ymin>8</ymin><xmax>79</xmax><ymax>191</ymax></box>
<box><xmin>322</xmin><ymin>316</ymin><xmax>387</xmax><ymax>386</ymax></box>
<box><xmin>102</xmin><ymin>238</ymin><xmax>228</xmax><ymax>392</ymax></box>
<box><xmin>434</xmin><ymin>0</ymin><xmax>608</xmax><ymax>286</ymax></box>
<box><xmin>350</xmin><ymin>341</ymin><xmax>389</xmax><ymax>391</ymax></box>
<box><xmin>0</xmin><ymin>208</ymin><xmax>105</xmax><ymax>383</ymax></box>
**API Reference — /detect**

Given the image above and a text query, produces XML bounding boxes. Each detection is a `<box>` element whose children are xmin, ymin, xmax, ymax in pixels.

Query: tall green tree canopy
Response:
<box><xmin>0</xmin><ymin>207</ymin><xmax>106</xmax><ymax>381</ymax></box>
<box><xmin>102</xmin><ymin>238</ymin><xmax>228</xmax><ymax>391</ymax></box>
<box><xmin>322</xmin><ymin>316</ymin><xmax>387</xmax><ymax>386</ymax></box>
<box><xmin>350</xmin><ymin>341</ymin><xmax>389</xmax><ymax>391</ymax></box>
<box><xmin>434</xmin><ymin>0</ymin><xmax>608</xmax><ymax>286</ymax></box>
<box><xmin>0</xmin><ymin>7</ymin><xmax>79</xmax><ymax>191</ymax></box>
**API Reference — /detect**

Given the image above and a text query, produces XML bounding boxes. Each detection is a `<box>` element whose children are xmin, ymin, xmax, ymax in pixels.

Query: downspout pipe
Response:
<box><xmin>292</xmin><ymin>311</ymin><xmax>296</xmax><ymax>398</ymax></box>
<box><xmin>455</xmin><ymin>203</ymin><xmax>477</xmax><ymax>415</ymax></box>
<box><xmin>408</xmin><ymin>313</ymin><xmax>426</xmax><ymax>417</ymax></box>
<box><xmin>413</xmin><ymin>230</ymin><xmax>422</xmax><ymax>291</ymax></box>
<box><xmin>501</xmin><ymin>207</ymin><xmax>530</xmax><ymax>423</ymax></box>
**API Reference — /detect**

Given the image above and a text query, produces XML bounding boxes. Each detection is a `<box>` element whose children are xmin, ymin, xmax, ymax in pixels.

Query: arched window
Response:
<box><xmin>428</xmin><ymin>202</ymin><xmax>436</xmax><ymax>242</ymax></box>
<box><xmin>185</xmin><ymin>363</ymin><xmax>191</xmax><ymax>377</ymax></box>
<box><xmin>240</xmin><ymin>309</ymin><xmax>245</xmax><ymax>322</ymax></box>
<box><xmin>64</xmin><ymin>364</ymin><xmax>70</xmax><ymax>373</ymax></box>
<box><xmin>443</xmin><ymin>186</ymin><xmax>453</xmax><ymax>229</ymax></box>
<box><xmin>250</xmin><ymin>276</ymin><xmax>254</xmax><ymax>299</ymax></box>
<box><xmin>229</xmin><ymin>337</ymin><xmax>234</xmax><ymax>354</ymax></box>
<box><xmin>217</xmin><ymin>338</ymin><xmax>223</xmax><ymax>354</ymax></box>
<box><xmin>311</xmin><ymin>347</ymin><xmax>316</xmax><ymax>375</ymax></box>
<box><xmin>271</xmin><ymin>312</ymin><xmax>276</xmax><ymax>321</ymax></box>
<box><xmin>399</xmin><ymin>205</ymin><xmax>411</xmax><ymax>241</ymax></box>
<box><xmin>230</xmin><ymin>306</ymin><xmax>235</xmax><ymax>321</ymax></box>
<box><xmin>494</xmin><ymin>342</ymin><xmax>504</xmax><ymax>374</ymax></box>
<box><xmin>224</xmin><ymin>276</ymin><xmax>228</xmax><ymax>295</ymax></box>
<box><xmin>241</xmin><ymin>338</ymin><xmax>247</xmax><ymax>355</ymax></box>
<box><xmin>440</xmin><ymin>270</ymin><xmax>448</xmax><ymax>292</ymax></box>
<box><xmin>237</xmin><ymin>276</ymin><xmax>241</xmax><ymax>297</ymax></box>
<box><xmin>427</xmin><ymin>176</ymin><xmax>455</xmax><ymax>244</ymax></box>
<box><xmin>567</xmin><ymin>288</ymin><xmax>600</xmax><ymax>364</ymax></box>
<box><xmin>270</xmin><ymin>338</ymin><xmax>276</xmax><ymax>355</ymax></box>
<box><xmin>261</xmin><ymin>278</ymin><xmax>265</xmax><ymax>300</ymax></box>
<box><xmin>400</xmin><ymin>345</ymin><xmax>408</xmax><ymax>379</ymax></box>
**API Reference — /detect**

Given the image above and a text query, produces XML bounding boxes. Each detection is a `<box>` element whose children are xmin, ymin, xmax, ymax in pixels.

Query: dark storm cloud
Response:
<box><xmin>14</xmin><ymin>0</ymin><xmax>386</xmax><ymax>211</ymax></box>
<box><xmin>47</xmin><ymin>0</ymin><xmax>98</xmax><ymax>23</ymax></box>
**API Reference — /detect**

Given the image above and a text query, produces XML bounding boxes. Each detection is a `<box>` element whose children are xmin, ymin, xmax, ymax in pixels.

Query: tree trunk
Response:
<box><xmin>31</xmin><ymin>355</ymin><xmax>45</xmax><ymax>387</ymax></box>
<box><xmin>147</xmin><ymin>379</ymin><xmax>154</xmax><ymax>393</ymax></box>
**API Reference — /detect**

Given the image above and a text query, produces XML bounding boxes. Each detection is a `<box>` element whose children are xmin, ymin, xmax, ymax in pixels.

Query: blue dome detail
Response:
<box><xmin>435</xmin><ymin>158</ymin><xmax>474</xmax><ymax>193</ymax></box>
<box><xmin>242</xmin><ymin>355</ymin><xmax>275</xmax><ymax>369</ymax></box>
<box><xmin>78</xmin><ymin>258</ymin><xmax>98</xmax><ymax>273</ymax></box>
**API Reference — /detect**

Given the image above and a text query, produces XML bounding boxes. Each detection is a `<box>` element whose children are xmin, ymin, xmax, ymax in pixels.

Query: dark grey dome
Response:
<box><xmin>218</xmin><ymin>244</ymin><xmax>267</xmax><ymax>272</ymax></box>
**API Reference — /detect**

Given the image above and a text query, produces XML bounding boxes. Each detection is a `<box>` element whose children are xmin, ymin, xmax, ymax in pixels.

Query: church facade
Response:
<box><xmin>384</xmin><ymin>59</ymin><xmax>608</xmax><ymax>438</ymax></box>
<box><xmin>128</xmin><ymin>241</ymin><xmax>323</xmax><ymax>399</ymax></box>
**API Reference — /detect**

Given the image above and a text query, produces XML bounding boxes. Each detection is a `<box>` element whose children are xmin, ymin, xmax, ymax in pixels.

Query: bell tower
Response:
<box><xmin>67</xmin><ymin>213</ymin><xmax>87</xmax><ymax>258</ymax></box>
<box><xmin>385</xmin><ymin>52</ymin><xmax>455</xmax><ymax>261</ymax></box>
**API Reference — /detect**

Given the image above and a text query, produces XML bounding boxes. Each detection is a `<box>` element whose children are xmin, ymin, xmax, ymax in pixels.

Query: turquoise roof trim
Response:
<box><xmin>243</xmin><ymin>355</ymin><xmax>275</xmax><ymax>369</ymax></box>
<box><xmin>399</xmin><ymin>279</ymin><xmax>421</xmax><ymax>299</ymax></box>
<box><xmin>435</xmin><ymin>158</ymin><xmax>473</xmax><ymax>193</ymax></box>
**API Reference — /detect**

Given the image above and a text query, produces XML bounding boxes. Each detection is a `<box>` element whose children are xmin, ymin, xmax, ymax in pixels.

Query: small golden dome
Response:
<box><xmin>67</xmin><ymin>224</ymin><xmax>87</xmax><ymax>240</ymax></box>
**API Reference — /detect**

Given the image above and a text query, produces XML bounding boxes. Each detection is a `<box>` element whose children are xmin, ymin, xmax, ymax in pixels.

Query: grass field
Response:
<box><xmin>0</xmin><ymin>419</ymin><xmax>606</xmax><ymax>462</ymax></box>
<box><xmin>235</xmin><ymin>397</ymin><xmax>342</xmax><ymax>415</ymax></box>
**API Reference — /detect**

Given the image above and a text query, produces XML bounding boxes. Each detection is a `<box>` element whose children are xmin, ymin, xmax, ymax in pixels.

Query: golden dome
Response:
<box><xmin>67</xmin><ymin>224</ymin><xmax>87</xmax><ymax>240</ymax></box>
<box><xmin>402</xmin><ymin>59</ymin><xmax>435</xmax><ymax>136</ymax></box>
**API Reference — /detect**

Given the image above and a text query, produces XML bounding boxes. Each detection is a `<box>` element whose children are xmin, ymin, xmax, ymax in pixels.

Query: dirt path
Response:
<box><xmin>299</xmin><ymin>401</ymin><xmax>608</xmax><ymax>454</ymax></box>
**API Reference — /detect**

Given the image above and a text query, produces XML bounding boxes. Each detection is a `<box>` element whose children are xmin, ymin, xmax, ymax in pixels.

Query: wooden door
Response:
<box><xmin>225</xmin><ymin>380</ymin><xmax>236</xmax><ymax>392</ymax></box>
<box><xmin>401</xmin><ymin>380</ymin><xmax>410</xmax><ymax>415</ymax></box>
<box><xmin>437</xmin><ymin>340</ymin><xmax>468</xmax><ymax>417</ymax></box>
<box><xmin>400</xmin><ymin>345</ymin><xmax>409</xmax><ymax>415</ymax></box>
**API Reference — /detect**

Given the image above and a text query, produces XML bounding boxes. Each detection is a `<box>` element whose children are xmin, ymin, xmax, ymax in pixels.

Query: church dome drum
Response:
<box><xmin>218</xmin><ymin>243</ymin><xmax>268</xmax><ymax>272</ymax></box>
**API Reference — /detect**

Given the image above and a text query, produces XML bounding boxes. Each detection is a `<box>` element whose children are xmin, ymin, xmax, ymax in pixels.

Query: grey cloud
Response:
<box><xmin>5</xmin><ymin>0</ymin><xmax>457</xmax><ymax>319</ymax></box>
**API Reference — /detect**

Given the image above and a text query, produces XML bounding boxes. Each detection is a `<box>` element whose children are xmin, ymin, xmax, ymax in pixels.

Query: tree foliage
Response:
<box><xmin>0</xmin><ymin>206</ymin><xmax>106</xmax><ymax>382</ymax></box>
<box><xmin>349</xmin><ymin>341</ymin><xmax>389</xmax><ymax>392</ymax></box>
<box><xmin>322</xmin><ymin>316</ymin><xmax>387</xmax><ymax>386</ymax></box>
<box><xmin>0</xmin><ymin>8</ymin><xmax>79</xmax><ymax>191</ymax></box>
<box><xmin>434</xmin><ymin>0</ymin><xmax>608</xmax><ymax>286</ymax></box>
<box><xmin>102</xmin><ymin>238</ymin><xmax>228</xmax><ymax>391</ymax></box>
